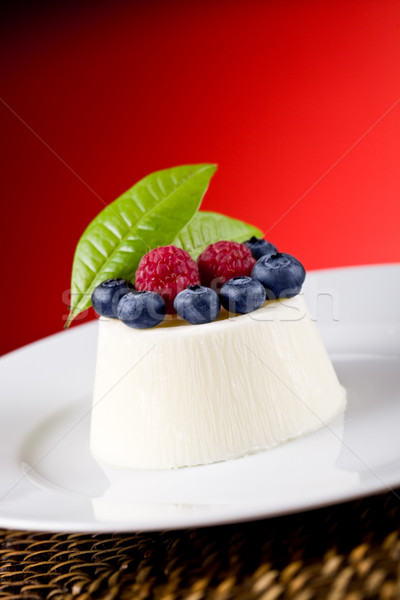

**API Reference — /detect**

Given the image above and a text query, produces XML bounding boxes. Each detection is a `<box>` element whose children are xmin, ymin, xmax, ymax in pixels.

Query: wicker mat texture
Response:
<box><xmin>0</xmin><ymin>488</ymin><xmax>399</xmax><ymax>600</ymax></box>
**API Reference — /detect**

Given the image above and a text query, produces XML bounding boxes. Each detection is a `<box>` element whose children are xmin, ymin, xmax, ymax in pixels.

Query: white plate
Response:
<box><xmin>0</xmin><ymin>264</ymin><xmax>399</xmax><ymax>532</ymax></box>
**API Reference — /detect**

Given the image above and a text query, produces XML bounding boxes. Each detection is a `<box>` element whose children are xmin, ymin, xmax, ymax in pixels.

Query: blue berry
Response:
<box><xmin>91</xmin><ymin>278</ymin><xmax>134</xmax><ymax>318</ymax></box>
<box><xmin>117</xmin><ymin>291</ymin><xmax>166</xmax><ymax>329</ymax></box>
<box><xmin>173</xmin><ymin>285</ymin><xmax>220</xmax><ymax>324</ymax></box>
<box><xmin>251</xmin><ymin>252</ymin><xmax>305</xmax><ymax>299</ymax></box>
<box><xmin>244</xmin><ymin>236</ymin><xmax>277</xmax><ymax>260</ymax></box>
<box><xmin>220</xmin><ymin>276</ymin><xmax>266</xmax><ymax>314</ymax></box>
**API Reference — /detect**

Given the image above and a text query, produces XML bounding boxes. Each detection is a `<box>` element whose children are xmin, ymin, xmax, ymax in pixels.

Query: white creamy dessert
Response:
<box><xmin>90</xmin><ymin>294</ymin><xmax>346</xmax><ymax>469</ymax></box>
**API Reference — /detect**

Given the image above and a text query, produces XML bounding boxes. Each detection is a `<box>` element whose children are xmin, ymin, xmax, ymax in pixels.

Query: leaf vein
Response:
<box><xmin>100</xmin><ymin>221</ymin><xmax>124</xmax><ymax>240</ymax></box>
<box><xmin>85</xmin><ymin>239</ymin><xmax>109</xmax><ymax>259</ymax></box>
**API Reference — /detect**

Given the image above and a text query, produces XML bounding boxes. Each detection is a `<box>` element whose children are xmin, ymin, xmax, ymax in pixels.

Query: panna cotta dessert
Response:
<box><xmin>90</xmin><ymin>295</ymin><xmax>346</xmax><ymax>469</ymax></box>
<box><xmin>66</xmin><ymin>164</ymin><xmax>346</xmax><ymax>470</ymax></box>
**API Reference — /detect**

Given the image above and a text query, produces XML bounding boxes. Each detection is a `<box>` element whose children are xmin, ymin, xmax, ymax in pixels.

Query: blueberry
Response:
<box><xmin>251</xmin><ymin>252</ymin><xmax>306</xmax><ymax>299</ymax></box>
<box><xmin>220</xmin><ymin>276</ymin><xmax>266</xmax><ymax>314</ymax></box>
<box><xmin>117</xmin><ymin>291</ymin><xmax>166</xmax><ymax>329</ymax></box>
<box><xmin>91</xmin><ymin>278</ymin><xmax>134</xmax><ymax>318</ymax></box>
<box><xmin>173</xmin><ymin>285</ymin><xmax>220</xmax><ymax>324</ymax></box>
<box><xmin>244</xmin><ymin>236</ymin><xmax>277</xmax><ymax>260</ymax></box>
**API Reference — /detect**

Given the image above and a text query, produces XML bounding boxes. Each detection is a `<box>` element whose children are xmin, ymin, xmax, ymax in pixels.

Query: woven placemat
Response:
<box><xmin>0</xmin><ymin>488</ymin><xmax>399</xmax><ymax>600</ymax></box>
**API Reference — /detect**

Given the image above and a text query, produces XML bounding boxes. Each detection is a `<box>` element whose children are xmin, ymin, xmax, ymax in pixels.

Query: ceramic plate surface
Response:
<box><xmin>0</xmin><ymin>264</ymin><xmax>399</xmax><ymax>532</ymax></box>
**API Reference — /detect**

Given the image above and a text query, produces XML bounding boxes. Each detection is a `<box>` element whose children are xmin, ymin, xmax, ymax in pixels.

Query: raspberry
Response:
<box><xmin>135</xmin><ymin>245</ymin><xmax>200</xmax><ymax>313</ymax></box>
<box><xmin>197</xmin><ymin>241</ymin><xmax>256</xmax><ymax>289</ymax></box>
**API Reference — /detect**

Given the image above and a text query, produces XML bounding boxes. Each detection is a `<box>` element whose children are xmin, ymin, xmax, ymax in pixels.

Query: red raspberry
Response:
<box><xmin>197</xmin><ymin>241</ymin><xmax>256</xmax><ymax>288</ymax></box>
<box><xmin>135</xmin><ymin>245</ymin><xmax>200</xmax><ymax>313</ymax></box>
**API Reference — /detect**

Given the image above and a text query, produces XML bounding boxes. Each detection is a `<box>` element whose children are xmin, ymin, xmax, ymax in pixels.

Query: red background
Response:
<box><xmin>1</xmin><ymin>0</ymin><xmax>399</xmax><ymax>356</ymax></box>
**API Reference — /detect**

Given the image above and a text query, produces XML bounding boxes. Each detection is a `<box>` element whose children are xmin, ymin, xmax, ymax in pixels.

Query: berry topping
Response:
<box><xmin>220</xmin><ymin>276</ymin><xmax>266</xmax><ymax>314</ymax></box>
<box><xmin>244</xmin><ymin>236</ymin><xmax>278</xmax><ymax>260</ymax></box>
<box><xmin>197</xmin><ymin>241</ymin><xmax>256</xmax><ymax>289</ymax></box>
<box><xmin>135</xmin><ymin>245</ymin><xmax>201</xmax><ymax>313</ymax></box>
<box><xmin>251</xmin><ymin>252</ymin><xmax>306</xmax><ymax>299</ymax></box>
<box><xmin>174</xmin><ymin>285</ymin><xmax>220</xmax><ymax>325</ymax></box>
<box><xmin>117</xmin><ymin>290</ymin><xmax>166</xmax><ymax>329</ymax></box>
<box><xmin>91</xmin><ymin>278</ymin><xmax>134</xmax><ymax>319</ymax></box>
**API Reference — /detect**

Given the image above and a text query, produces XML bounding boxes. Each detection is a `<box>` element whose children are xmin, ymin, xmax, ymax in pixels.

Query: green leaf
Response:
<box><xmin>173</xmin><ymin>211</ymin><xmax>263</xmax><ymax>259</ymax></box>
<box><xmin>66</xmin><ymin>164</ymin><xmax>217</xmax><ymax>327</ymax></box>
